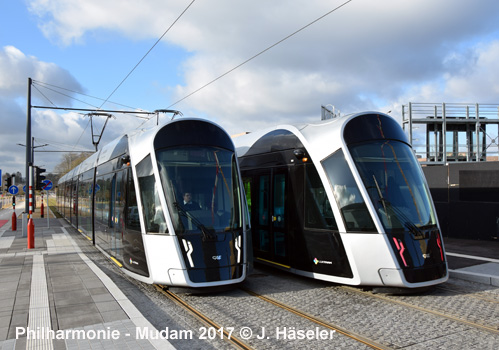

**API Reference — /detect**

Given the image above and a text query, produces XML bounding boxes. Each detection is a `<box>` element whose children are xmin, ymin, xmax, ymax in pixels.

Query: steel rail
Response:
<box><xmin>154</xmin><ymin>285</ymin><xmax>254</xmax><ymax>350</ymax></box>
<box><xmin>342</xmin><ymin>286</ymin><xmax>499</xmax><ymax>335</ymax></box>
<box><xmin>240</xmin><ymin>287</ymin><xmax>391</xmax><ymax>350</ymax></box>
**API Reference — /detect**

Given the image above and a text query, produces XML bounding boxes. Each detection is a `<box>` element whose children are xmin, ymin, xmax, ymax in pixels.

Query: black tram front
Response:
<box><xmin>341</xmin><ymin>114</ymin><xmax>447</xmax><ymax>284</ymax></box>
<box><xmin>150</xmin><ymin>120</ymin><xmax>247</xmax><ymax>284</ymax></box>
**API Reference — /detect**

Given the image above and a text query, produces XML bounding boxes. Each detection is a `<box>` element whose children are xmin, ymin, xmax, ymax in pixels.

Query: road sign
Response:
<box><xmin>8</xmin><ymin>185</ymin><xmax>19</xmax><ymax>195</ymax></box>
<box><xmin>42</xmin><ymin>179</ymin><xmax>53</xmax><ymax>191</ymax></box>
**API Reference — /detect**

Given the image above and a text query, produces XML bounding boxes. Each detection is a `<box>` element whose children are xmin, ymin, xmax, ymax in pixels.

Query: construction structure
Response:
<box><xmin>402</xmin><ymin>102</ymin><xmax>499</xmax><ymax>163</ymax></box>
<box><xmin>402</xmin><ymin>102</ymin><xmax>499</xmax><ymax>241</ymax></box>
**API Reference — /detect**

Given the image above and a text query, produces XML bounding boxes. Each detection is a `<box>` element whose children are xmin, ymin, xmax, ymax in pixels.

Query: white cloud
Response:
<box><xmin>0</xmin><ymin>45</ymin><xmax>87</xmax><ymax>174</ymax></box>
<box><xmin>444</xmin><ymin>41</ymin><xmax>499</xmax><ymax>101</ymax></box>
<box><xmin>12</xmin><ymin>0</ymin><xmax>499</xmax><ymax>158</ymax></box>
<box><xmin>0</xmin><ymin>45</ymin><xmax>82</xmax><ymax>104</ymax></box>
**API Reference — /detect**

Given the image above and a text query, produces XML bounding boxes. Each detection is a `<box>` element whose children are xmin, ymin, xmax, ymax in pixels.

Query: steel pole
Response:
<box><xmin>25</xmin><ymin>78</ymin><xmax>32</xmax><ymax>206</ymax></box>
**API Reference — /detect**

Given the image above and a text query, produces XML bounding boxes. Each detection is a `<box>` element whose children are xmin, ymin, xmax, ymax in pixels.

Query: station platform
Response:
<box><xmin>0</xmin><ymin>211</ymin><xmax>175</xmax><ymax>350</ymax></box>
<box><xmin>444</xmin><ymin>237</ymin><xmax>499</xmax><ymax>286</ymax></box>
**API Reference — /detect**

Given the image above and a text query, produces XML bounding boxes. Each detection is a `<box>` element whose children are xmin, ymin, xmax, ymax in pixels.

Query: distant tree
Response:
<box><xmin>54</xmin><ymin>152</ymin><xmax>93</xmax><ymax>177</ymax></box>
<box><xmin>14</xmin><ymin>171</ymin><xmax>23</xmax><ymax>183</ymax></box>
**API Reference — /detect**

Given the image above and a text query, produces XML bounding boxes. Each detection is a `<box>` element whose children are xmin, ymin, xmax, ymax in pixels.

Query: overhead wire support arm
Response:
<box><xmin>31</xmin><ymin>105</ymin><xmax>154</xmax><ymax>118</ymax></box>
<box><xmin>154</xmin><ymin>109</ymin><xmax>183</xmax><ymax>124</ymax></box>
<box><xmin>87</xmin><ymin>112</ymin><xmax>116</xmax><ymax>151</ymax></box>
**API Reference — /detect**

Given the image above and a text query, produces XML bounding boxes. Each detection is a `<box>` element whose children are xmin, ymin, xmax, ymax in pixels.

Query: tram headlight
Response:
<box><xmin>182</xmin><ymin>239</ymin><xmax>194</xmax><ymax>267</ymax></box>
<box><xmin>293</xmin><ymin>149</ymin><xmax>308</xmax><ymax>162</ymax></box>
<box><xmin>235</xmin><ymin>235</ymin><xmax>242</xmax><ymax>263</ymax></box>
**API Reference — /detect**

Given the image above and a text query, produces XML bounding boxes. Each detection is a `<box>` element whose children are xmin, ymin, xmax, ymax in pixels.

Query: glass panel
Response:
<box><xmin>95</xmin><ymin>173</ymin><xmax>112</xmax><ymax>247</ymax></box>
<box><xmin>349</xmin><ymin>140</ymin><xmax>437</xmax><ymax>233</ymax></box>
<box><xmin>273</xmin><ymin>174</ymin><xmax>285</xmax><ymax>228</ymax></box>
<box><xmin>304</xmin><ymin>164</ymin><xmax>338</xmax><ymax>230</ymax></box>
<box><xmin>322</xmin><ymin>150</ymin><xmax>376</xmax><ymax>232</ymax></box>
<box><xmin>78</xmin><ymin>172</ymin><xmax>93</xmax><ymax>233</ymax></box>
<box><xmin>136</xmin><ymin>155</ymin><xmax>167</xmax><ymax>234</ymax></box>
<box><xmin>243</xmin><ymin>177</ymin><xmax>252</xmax><ymax>229</ymax></box>
<box><xmin>111</xmin><ymin>171</ymin><xmax>126</xmax><ymax>258</ymax></box>
<box><xmin>258</xmin><ymin>175</ymin><xmax>269</xmax><ymax>226</ymax></box>
<box><xmin>259</xmin><ymin>229</ymin><xmax>269</xmax><ymax>252</ymax></box>
<box><xmin>126</xmin><ymin>169</ymin><xmax>141</xmax><ymax>231</ymax></box>
<box><xmin>243</xmin><ymin>178</ymin><xmax>251</xmax><ymax>213</ymax></box>
<box><xmin>274</xmin><ymin>232</ymin><xmax>286</xmax><ymax>257</ymax></box>
<box><xmin>157</xmin><ymin>147</ymin><xmax>243</xmax><ymax>234</ymax></box>
<box><xmin>231</xmin><ymin>155</ymin><xmax>244</xmax><ymax>231</ymax></box>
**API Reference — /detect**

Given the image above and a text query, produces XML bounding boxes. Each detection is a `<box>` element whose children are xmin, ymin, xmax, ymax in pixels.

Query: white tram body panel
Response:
<box><xmin>235</xmin><ymin>112</ymin><xmax>448</xmax><ymax>288</ymax></box>
<box><xmin>58</xmin><ymin>117</ymin><xmax>249</xmax><ymax>287</ymax></box>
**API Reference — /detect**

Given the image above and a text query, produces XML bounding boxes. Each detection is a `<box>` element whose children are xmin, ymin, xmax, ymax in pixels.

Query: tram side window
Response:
<box><xmin>243</xmin><ymin>178</ymin><xmax>252</xmax><ymax>229</ymax></box>
<box><xmin>95</xmin><ymin>173</ymin><xmax>112</xmax><ymax>226</ymax></box>
<box><xmin>126</xmin><ymin>169</ymin><xmax>141</xmax><ymax>231</ymax></box>
<box><xmin>304</xmin><ymin>164</ymin><xmax>338</xmax><ymax>230</ymax></box>
<box><xmin>321</xmin><ymin>150</ymin><xmax>375</xmax><ymax>232</ymax></box>
<box><xmin>136</xmin><ymin>155</ymin><xmax>168</xmax><ymax>234</ymax></box>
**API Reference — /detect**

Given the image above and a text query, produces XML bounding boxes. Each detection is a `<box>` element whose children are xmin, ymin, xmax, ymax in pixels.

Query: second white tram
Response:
<box><xmin>234</xmin><ymin>112</ymin><xmax>448</xmax><ymax>288</ymax></box>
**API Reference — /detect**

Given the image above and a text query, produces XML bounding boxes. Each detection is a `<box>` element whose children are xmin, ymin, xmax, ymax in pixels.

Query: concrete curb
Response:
<box><xmin>449</xmin><ymin>269</ymin><xmax>499</xmax><ymax>287</ymax></box>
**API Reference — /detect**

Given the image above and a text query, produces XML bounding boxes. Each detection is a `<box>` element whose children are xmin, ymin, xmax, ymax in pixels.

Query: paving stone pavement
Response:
<box><xmin>0</xmin><ymin>215</ymin><xmax>175</xmax><ymax>350</ymax></box>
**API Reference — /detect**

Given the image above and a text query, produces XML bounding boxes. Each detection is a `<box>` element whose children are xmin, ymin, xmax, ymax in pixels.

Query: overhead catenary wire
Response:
<box><xmin>99</xmin><ymin>0</ymin><xmax>197</xmax><ymax>109</ymax></box>
<box><xmin>167</xmin><ymin>0</ymin><xmax>353</xmax><ymax>108</ymax></box>
<box><xmin>31</xmin><ymin>0</ymin><xmax>353</xmax><ymax>138</ymax></box>
<box><xmin>25</xmin><ymin>3</ymin><xmax>196</xmax><ymax>175</ymax></box>
<box><xmin>31</xmin><ymin>1</ymin><xmax>196</xmax><ymax>150</ymax></box>
<box><xmin>32</xmin><ymin>1</ymin><xmax>195</xmax><ymax>126</ymax></box>
<box><xmin>30</xmin><ymin>81</ymin><xmax>153</xmax><ymax>152</ymax></box>
<box><xmin>32</xmin><ymin>80</ymin><xmax>150</xmax><ymax>118</ymax></box>
<box><xmin>34</xmin><ymin>137</ymin><xmax>94</xmax><ymax>153</ymax></box>
<box><xmin>32</xmin><ymin>83</ymin><xmax>58</xmax><ymax>108</ymax></box>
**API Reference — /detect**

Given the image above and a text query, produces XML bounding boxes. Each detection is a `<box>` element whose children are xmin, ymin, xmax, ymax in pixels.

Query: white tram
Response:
<box><xmin>234</xmin><ymin>112</ymin><xmax>448</xmax><ymax>288</ymax></box>
<box><xmin>58</xmin><ymin>118</ymin><xmax>250</xmax><ymax>287</ymax></box>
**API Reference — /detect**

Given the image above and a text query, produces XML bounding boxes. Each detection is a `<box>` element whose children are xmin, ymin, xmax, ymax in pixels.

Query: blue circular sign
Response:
<box><xmin>42</xmin><ymin>179</ymin><xmax>53</xmax><ymax>191</ymax></box>
<box><xmin>8</xmin><ymin>185</ymin><xmax>19</xmax><ymax>195</ymax></box>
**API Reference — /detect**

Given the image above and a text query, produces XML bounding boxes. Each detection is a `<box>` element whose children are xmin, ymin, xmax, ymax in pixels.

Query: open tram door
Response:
<box><xmin>245</xmin><ymin>168</ymin><xmax>290</xmax><ymax>268</ymax></box>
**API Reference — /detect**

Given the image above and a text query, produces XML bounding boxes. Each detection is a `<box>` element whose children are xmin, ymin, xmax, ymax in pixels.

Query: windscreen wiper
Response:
<box><xmin>174</xmin><ymin>202</ymin><xmax>216</xmax><ymax>241</ymax></box>
<box><xmin>373</xmin><ymin>174</ymin><xmax>391</xmax><ymax>227</ymax></box>
<box><xmin>372</xmin><ymin>174</ymin><xmax>423</xmax><ymax>237</ymax></box>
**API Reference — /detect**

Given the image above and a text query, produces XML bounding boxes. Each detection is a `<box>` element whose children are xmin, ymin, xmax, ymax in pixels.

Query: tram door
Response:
<box><xmin>111</xmin><ymin>170</ymin><xmax>125</xmax><ymax>260</ymax></box>
<box><xmin>251</xmin><ymin>169</ymin><xmax>289</xmax><ymax>266</ymax></box>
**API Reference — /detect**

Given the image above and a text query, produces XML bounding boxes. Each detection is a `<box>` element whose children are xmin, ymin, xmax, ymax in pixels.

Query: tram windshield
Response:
<box><xmin>156</xmin><ymin>146</ymin><xmax>243</xmax><ymax>235</ymax></box>
<box><xmin>349</xmin><ymin>140</ymin><xmax>437</xmax><ymax>233</ymax></box>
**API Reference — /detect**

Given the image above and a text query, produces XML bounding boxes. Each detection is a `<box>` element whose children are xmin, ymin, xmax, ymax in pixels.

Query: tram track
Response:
<box><xmin>239</xmin><ymin>287</ymin><xmax>390</xmax><ymax>350</ymax></box>
<box><xmin>238</xmin><ymin>266</ymin><xmax>499</xmax><ymax>348</ymax></box>
<box><xmin>154</xmin><ymin>275</ymin><xmax>498</xmax><ymax>349</ymax></box>
<box><xmin>155</xmin><ymin>284</ymin><xmax>390</xmax><ymax>349</ymax></box>
<box><xmin>154</xmin><ymin>284</ymin><xmax>254</xmax><ymax>350</ymax></box>
<box><xmin>135</xmin><ymin>268</ymin><xmax>498</xmax><ymax>349</ymax></box>
<box><xmin>341</xmin><ymin>285</ymin><xmax>499</xmax><ymax>335</ymax></box>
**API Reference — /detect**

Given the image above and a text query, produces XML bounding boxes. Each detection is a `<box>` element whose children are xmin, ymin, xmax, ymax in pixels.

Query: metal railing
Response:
<box><xmin>402</xmin><ymin>102</ymin><xmax>499</xmax><ymax>163</ymax></box>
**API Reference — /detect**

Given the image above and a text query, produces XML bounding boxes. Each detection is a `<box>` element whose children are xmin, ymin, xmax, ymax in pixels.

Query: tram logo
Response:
<box><xmin>313</xmin><ymin>258</ymin><xmax>332</xmax><ymax>265</ymax></box>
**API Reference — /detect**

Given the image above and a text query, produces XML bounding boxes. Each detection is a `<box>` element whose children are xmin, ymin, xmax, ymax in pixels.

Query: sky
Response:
<box><xmin>2</xmin><ymin>0</ymin><xmax>499</xmax><ymax>177</ymax></box>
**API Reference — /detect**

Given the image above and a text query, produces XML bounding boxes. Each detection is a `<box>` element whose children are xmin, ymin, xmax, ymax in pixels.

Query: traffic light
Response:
<box><xmin>3</xmin><ymin>176</ymin><xmax>12</xmax><ymax>192</ymax></box>
<box><xmin>35</xmin><ymin>166</ymin><xmax>46</xmax><ymax>190</ymax></box>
